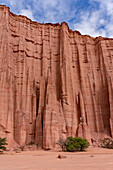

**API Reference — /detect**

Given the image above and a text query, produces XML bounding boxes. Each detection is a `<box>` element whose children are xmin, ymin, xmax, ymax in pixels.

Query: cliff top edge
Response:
<box><xmin>0</xmin><ymin>4</ymin><xmax>113</xmax><ymax>40</ymax></box>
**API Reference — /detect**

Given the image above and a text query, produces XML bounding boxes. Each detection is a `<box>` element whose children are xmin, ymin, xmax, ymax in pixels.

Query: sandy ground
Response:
<box><xmin>0</xmin><ymin>147</ymin><xmax>113</xmax><ymax>170</ymax></box>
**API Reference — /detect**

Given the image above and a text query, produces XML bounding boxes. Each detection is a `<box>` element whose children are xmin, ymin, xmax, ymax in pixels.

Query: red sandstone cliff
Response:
<box><xmin>0</xmin><ymin>5</ymin><xmax>113</xmax><ymax>149</ymax></box>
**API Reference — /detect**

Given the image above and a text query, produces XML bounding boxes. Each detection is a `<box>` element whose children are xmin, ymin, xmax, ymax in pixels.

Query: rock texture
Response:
<box><xmin>0</xmin><ymin>5</ymin><xmax>113</xmax><ymax>149</ymax></box>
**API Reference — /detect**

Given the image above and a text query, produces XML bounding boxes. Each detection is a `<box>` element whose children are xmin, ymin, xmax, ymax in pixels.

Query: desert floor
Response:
<box><xmin>0</xmin><ymin>147</ymin><xmax>113</xmax><ymax>170</ymax></box>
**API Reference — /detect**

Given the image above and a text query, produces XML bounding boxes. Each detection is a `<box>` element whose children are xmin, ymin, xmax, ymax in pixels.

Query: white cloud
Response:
<box><xmin>75</xmin><ymin>0</ymin><xmax>113</xmax><ymax>37</ymax></box>
<box><xmin>75</xmin><ymin>11</ymin><xmax>107</xmax><ymax>37</ymax></box>
<box><xmin>19</xmin><ymin>9</ymin><xmax>35</xmax><ymax>21</ymax></box>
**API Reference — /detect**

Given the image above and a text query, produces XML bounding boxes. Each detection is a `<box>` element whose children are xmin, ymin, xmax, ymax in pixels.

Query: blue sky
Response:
<box><xmin>0</xmin><ymin>0</ymin><xmax>113</xmax><ymax>37</ymax></box>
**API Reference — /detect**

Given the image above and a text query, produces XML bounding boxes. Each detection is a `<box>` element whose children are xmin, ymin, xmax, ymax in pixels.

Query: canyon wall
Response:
<box><xmin>0</xmin><ymin>5</ymin><xmax>113</xmax><ymax>149</ymax></box>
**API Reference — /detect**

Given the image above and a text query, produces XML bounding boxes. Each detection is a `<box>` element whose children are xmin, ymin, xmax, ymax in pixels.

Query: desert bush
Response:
<box><xmin>100</xmin><ymin>138</ymin><xmax>113</xmax><ymax>149</ymax></box>
<box><xmin>0</xmin><ymin>137</ymin><xmax>8</xmax><ymax>153</ymax></box>
<box><xmin>57</xmin><ymin>136</ymin><xmax>89</xmax><ymax>152</ymax></box>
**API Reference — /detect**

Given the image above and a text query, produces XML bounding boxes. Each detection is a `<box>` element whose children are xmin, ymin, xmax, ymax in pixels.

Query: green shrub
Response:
<box><xmin>0</xmin><ymin>137</ymin><xmax>8</xmax><ymax>153</ymax></box>
<box><xmin>57</xmin><ymin>136</ymin><xmax>89</xmax><ymax>152</ymax></box>
<box><xmin>100</xmin><ymin>138</ymin><xmax>113</xmax><ymax>149</ymax></box>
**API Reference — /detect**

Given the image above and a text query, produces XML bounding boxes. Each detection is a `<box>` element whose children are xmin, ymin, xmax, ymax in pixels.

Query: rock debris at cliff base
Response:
<box><xmin>0</xmin><ymin>5</ymin><xmax>113</xmax><ymax>149</ymax></box>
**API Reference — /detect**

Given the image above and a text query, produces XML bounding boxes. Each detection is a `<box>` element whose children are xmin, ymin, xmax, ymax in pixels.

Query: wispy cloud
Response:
<box><xmin>31</xmin><ymin>0</ymin><xmax>77</xmax><ymax>23</ymax></box>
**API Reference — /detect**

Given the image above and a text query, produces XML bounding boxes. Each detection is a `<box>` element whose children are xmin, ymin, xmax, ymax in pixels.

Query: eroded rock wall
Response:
<box><xmin>0</xmin><ymin>5</ymin><xmax>113</xmax><ymax>149</ymax></box>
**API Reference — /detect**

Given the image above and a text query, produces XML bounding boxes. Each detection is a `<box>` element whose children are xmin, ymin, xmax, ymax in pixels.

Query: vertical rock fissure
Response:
<box><xmin>36</xmin><ymin>88</ymin><xmax>40</xmax><ymax>117</ymax></box>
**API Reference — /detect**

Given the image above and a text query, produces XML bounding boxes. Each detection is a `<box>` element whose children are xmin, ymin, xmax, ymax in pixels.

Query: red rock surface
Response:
<box><xmin>0</xmin><ymin>5</ymin><xmax>113</xmax><ymax>149</ymax></box>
